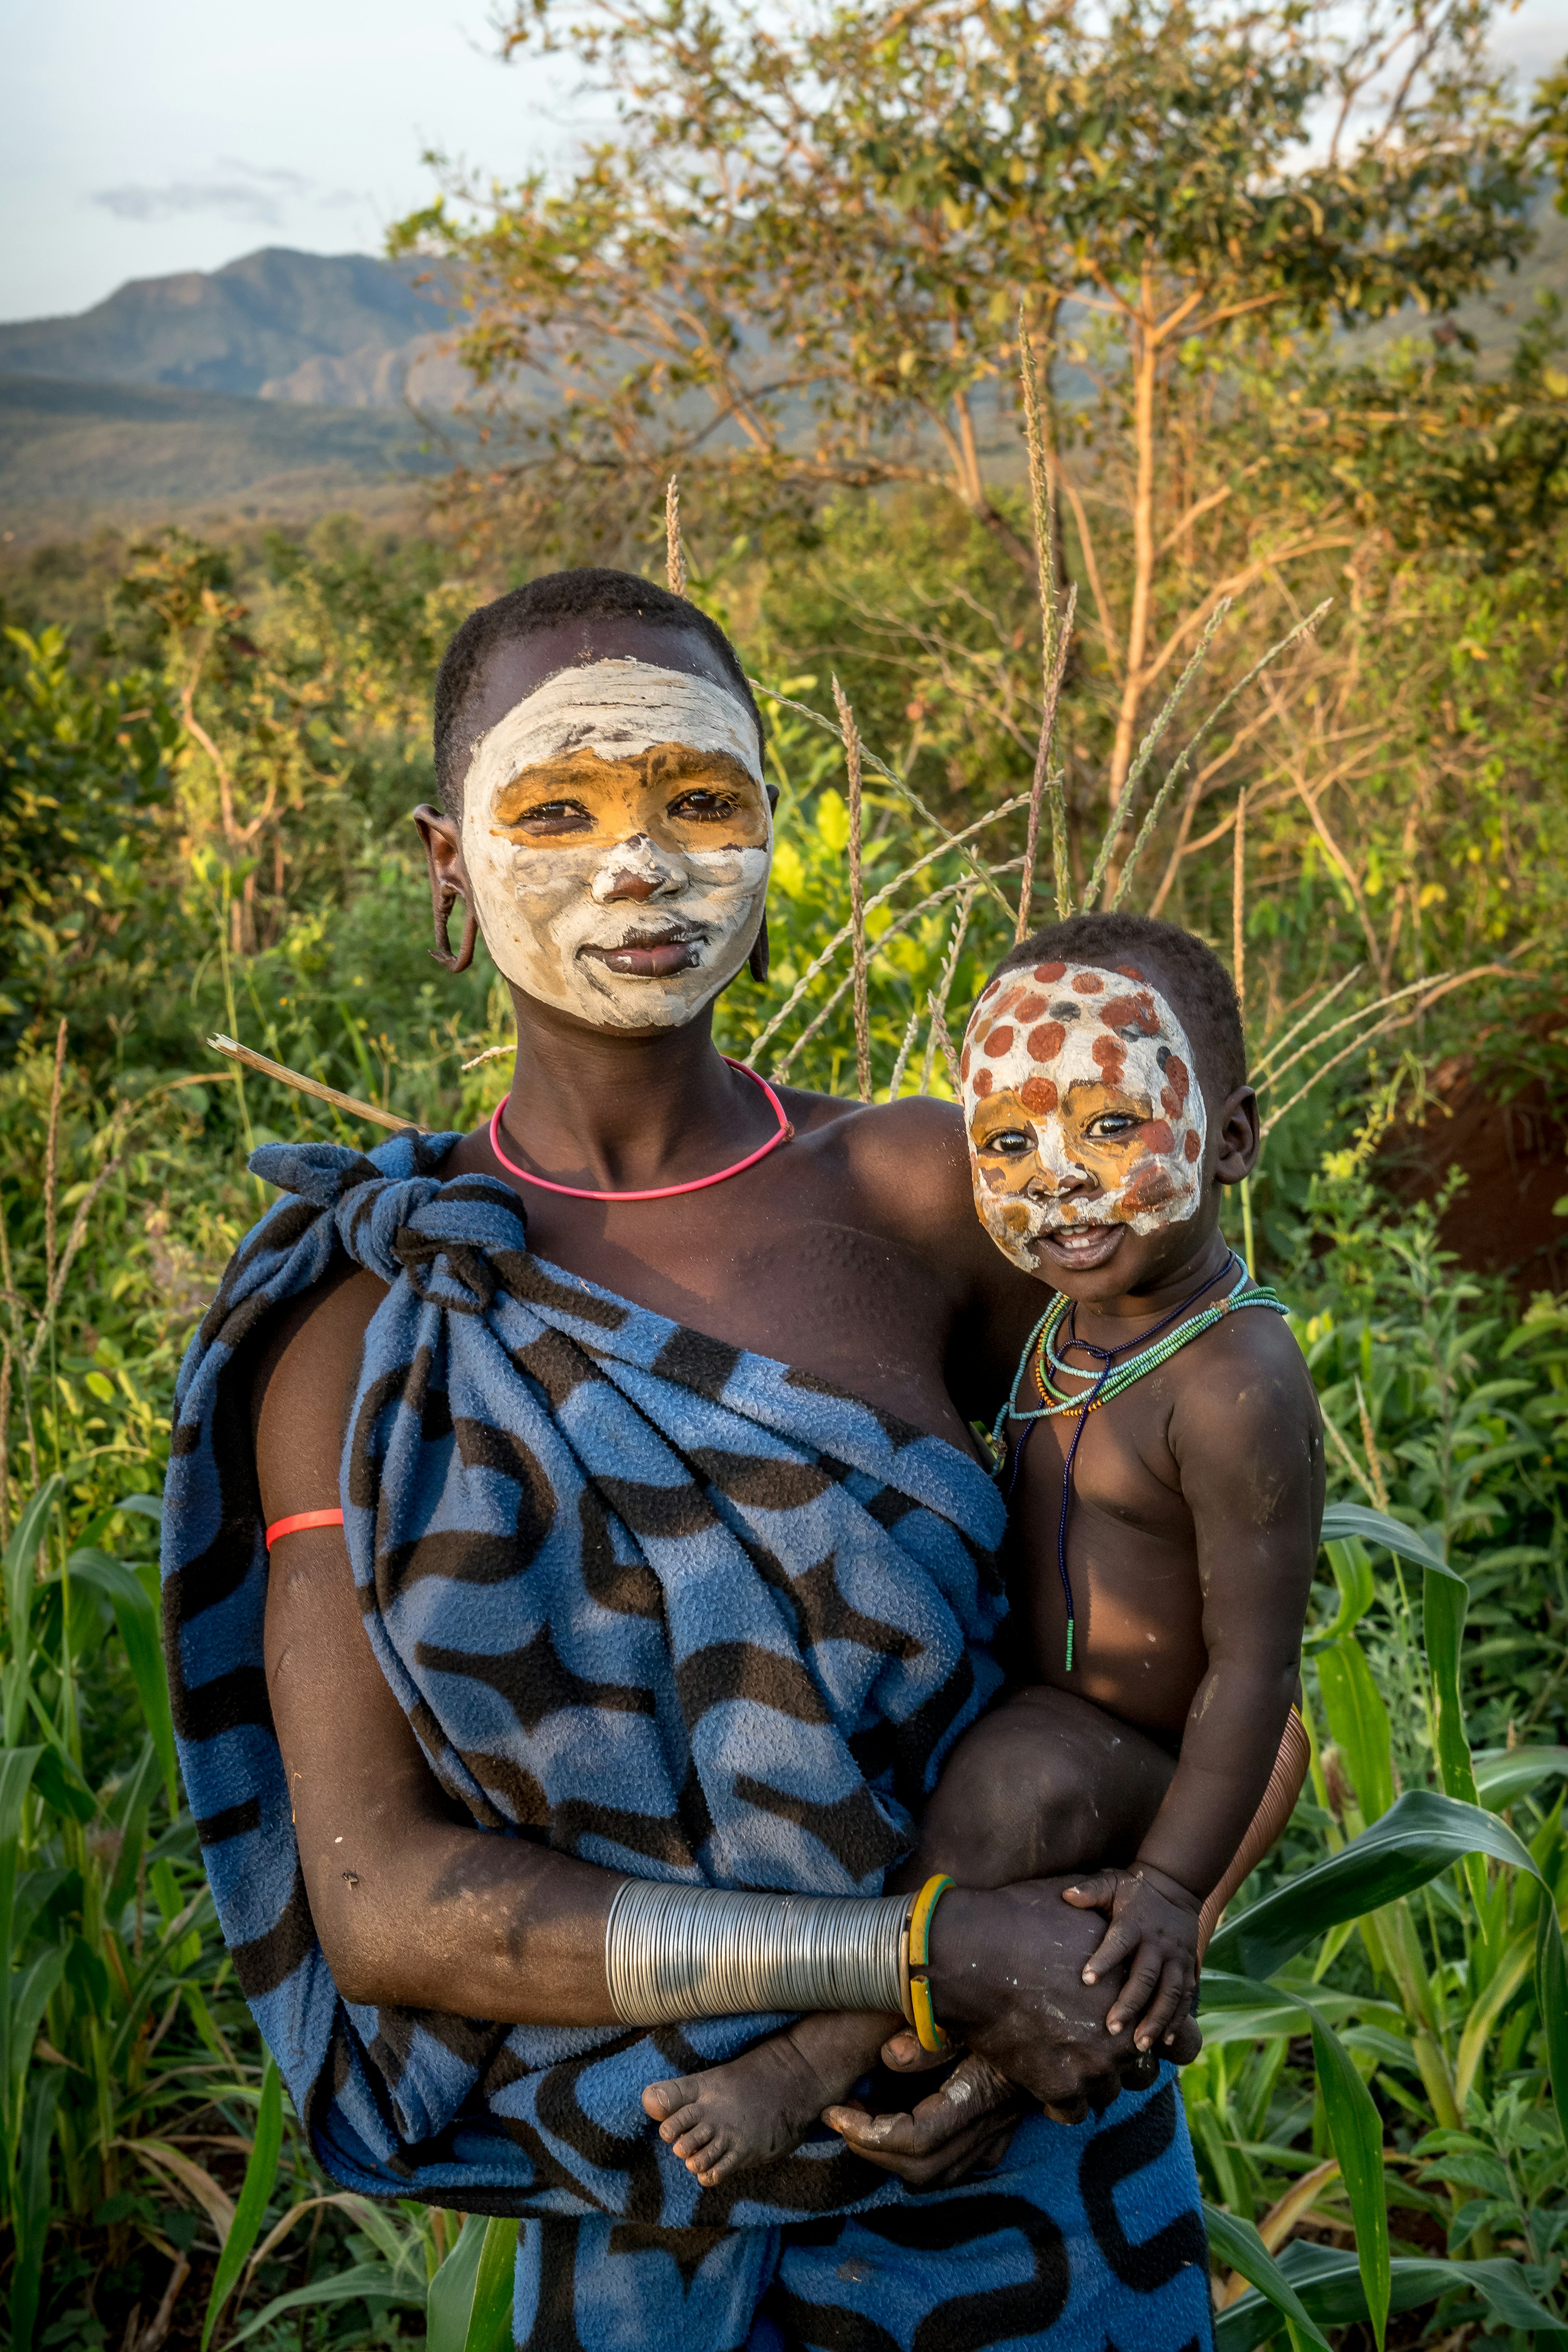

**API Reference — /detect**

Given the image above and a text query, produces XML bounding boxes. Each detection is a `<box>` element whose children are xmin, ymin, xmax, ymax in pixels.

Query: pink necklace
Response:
<box><xmin>488</xmin><ymin>1058</ymin><xmax>794</xmax><ymax>1201</ymax></box>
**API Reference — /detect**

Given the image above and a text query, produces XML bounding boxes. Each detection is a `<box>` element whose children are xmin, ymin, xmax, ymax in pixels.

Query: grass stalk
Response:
<box><xmin>206</xmin><ymin>1037</ymin><xmax>422</xmax><ymax>1134</ymax></box>
<box><xmin>1111</xmin><ymin>599</ymin><xmax>1331</xmax><ymax>913</ymax></box>
<box><xmin>741</xmin><ymin>791</ymin><xmax>1030</xmax><ymax>1069</ymax></box>
<box><xmin>664</xmin><ymin>476</ymin><xmax>688</xmax><ymax>599</ymax></box>
<box><xmin>832</xmin><ymin>677</ymin><xmax>873</xmax><ymax>1102</ymax></box>
<box><xmin>749</xmin><ymin>682</ymin><xmax>1015</xmax><ymax>918</ymax></box>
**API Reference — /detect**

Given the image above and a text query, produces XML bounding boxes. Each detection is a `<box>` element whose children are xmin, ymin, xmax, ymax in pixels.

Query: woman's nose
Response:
<box><xmin>592</xmin><ymin>835</ymin><xmax>679</xmax><ymax>904</ymax></box>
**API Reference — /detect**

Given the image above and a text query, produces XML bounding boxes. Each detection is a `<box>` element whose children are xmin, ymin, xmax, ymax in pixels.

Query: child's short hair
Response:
<box><xmin>432</xmin><ymin>567</ymin><xmax>763</xmax><ymax>816</ymax></box>
<box><xmin>992</xmin><ymin>912</ymin><xmax>1247</xmax><ymax>1093</ymax></box>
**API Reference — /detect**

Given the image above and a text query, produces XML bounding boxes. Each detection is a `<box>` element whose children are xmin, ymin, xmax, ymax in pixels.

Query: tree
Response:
<box><xmin>397</xmin><ymin>0</ymin><xmax>1540</xmax><ymax>815</ymax></box>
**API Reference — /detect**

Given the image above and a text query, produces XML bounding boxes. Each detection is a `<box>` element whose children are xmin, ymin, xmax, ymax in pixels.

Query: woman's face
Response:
<box><xmin>459</xmin><ymin>658</ymin><xmax>771</xmax><ymax>1030</ymax></box>
<box><xmin>961</xmin><ymin>958</ymin><xmax>1208</xmax><ymax>1275</ymax></box>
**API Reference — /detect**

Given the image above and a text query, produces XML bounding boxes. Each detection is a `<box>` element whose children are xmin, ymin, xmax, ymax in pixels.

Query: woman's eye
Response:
<box><xmin>669</xmin><ymin>791</ymin><xmax>737</xmax><ymax>822</ymax></box>
<box><xmin>519</xmin><ymin>800</ymin><xmax>593</xmax><ymax>832</ymax></box>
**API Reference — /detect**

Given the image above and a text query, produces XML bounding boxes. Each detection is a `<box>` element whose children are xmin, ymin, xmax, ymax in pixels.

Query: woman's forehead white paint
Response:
<box><xmin>459</xmin><ymin>658</ymin><xmax>771</xmax><ymax>1031</ymax></box>
<box><xmin>462</xmin><ymin>658</ymin><xmax>765</xmax><ymax>797</ymax></box>
<box><xmin>960</xmin><ymin>957</ymin><xmax>1209</xmax><ymax>1270</ymax></box>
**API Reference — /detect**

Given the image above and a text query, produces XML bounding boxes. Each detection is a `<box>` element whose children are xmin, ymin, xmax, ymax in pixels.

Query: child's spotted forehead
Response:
<box><xmin>963</xmin><ymin>960</ymin><xmax>1196</xmax><ymax>1102</ymax></box>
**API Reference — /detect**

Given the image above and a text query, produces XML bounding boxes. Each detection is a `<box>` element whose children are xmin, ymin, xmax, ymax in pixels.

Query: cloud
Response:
<box><xmin>90</xmin><ymin>160</ymin><xmax>359</xmax><ymax>225</ymax></box>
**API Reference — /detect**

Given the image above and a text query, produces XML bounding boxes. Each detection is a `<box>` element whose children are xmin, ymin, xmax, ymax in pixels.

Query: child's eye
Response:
<box><xmin>1088</xmin><ymin>1114</ymin><xmax>1141</xmax><ymax>1141</ymax></box>
<box><xmin>982</xmin><ymin>1129</ymin><xmax>1035</xmax><ymax>1156</ymax></box>
<box><xmin>669</xmin><ymin>790</ymin><xmax>738</xmax><ymax>822</ymax></box>
<box><xmin>518</xmin><ymin>799</ymin><xmax>593</xmax><ymax>832</ymax></box>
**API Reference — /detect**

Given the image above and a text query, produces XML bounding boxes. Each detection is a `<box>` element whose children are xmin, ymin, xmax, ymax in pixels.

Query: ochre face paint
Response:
<box><xmin>460</xmin><ymin>661</ymin><xmax>771</xmax><ymax>1029</ymax></box>
<box><xmin>960</xmin><ymin>959</ymin><xmax>1208</xmax><ymax>1270</ymax></box>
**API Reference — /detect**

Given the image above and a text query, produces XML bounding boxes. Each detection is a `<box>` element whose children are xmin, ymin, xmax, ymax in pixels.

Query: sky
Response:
<box><xmin>2</xmin><ymin>0</ymin><xmax>1566</xmax><ymax>327</ymax></box>
<box><xmin>0</xmin><ymin>0</ymin><xmax>590</xmax><ymax>323</ymax></box>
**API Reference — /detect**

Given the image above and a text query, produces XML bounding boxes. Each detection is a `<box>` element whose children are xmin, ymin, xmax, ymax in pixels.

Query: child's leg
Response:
<box><xmin>645</xmin><ymin>1686</ymin><xmax>1177</xmax><ymax>2182</ymax></box>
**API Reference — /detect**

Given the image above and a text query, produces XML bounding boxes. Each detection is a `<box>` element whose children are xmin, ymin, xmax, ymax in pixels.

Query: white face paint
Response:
<box><xmin>460</xmin><ymin>660</ymin><xmax>771</xmax><ymax>1030</ymax></box>
<box><xmin>960</xmin><ymin>958</ymin><xmax>1209</xmax><ymax>1272</ymax></box>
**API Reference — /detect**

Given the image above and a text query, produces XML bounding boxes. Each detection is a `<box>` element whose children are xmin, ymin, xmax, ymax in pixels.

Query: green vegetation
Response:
<box><xmin>2</xmin><ymin>0</ymin><xmax>1567</xmax><ymax>2340</ymax></box>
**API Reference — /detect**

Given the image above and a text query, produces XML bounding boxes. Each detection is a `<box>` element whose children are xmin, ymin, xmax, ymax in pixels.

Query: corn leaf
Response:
<box><xmin>223</xmin><ymin>2263</ymin><xmax>407</xmax><ymax>2348</ymax></box>
<box><xmin>65</xmin><ymin>1551</ymin><xmax>179</xmax><ymax>1817</ymax></box>
<box><xmin>1317</xmin><ymin>1636</ymin><xmax>1395</xmax><ymax>1821</ymax></box>
<box><xmin>1206</xmin><ymin>1791</ymin><xmax>1541</xmax><ymax>1981</ymax></box>
<box><xmin>1473</xmin><ymin>1746</ymin><xmax>1568</xmax><ymax>1811</ymax></box>
<box><xmin>201</xmin><ymin>2054</ymin><xmax>282</xmax><ymax>2348</ymax></box>
<box><xmin>1537</xmin><ymin>1896</ymin><xmax>1568</xmax><ymax>2144</ymax></box>
<box><xmin>1318</xmin><ymin>1505</ymin><xmax>1447</xmax><ymax>1572</ymax></box>
<box><xmin>427</xmin><ymin>2213</ymin><xmax>518</xmax><ymax>2352</ymax></box>
<box><xmin>1217</xmin><ymin>2241</ymin><xmax>1568</xmax><ymax>2350</ymax></box>
<box><xmin>1299</xmin><ymin>1992</ymin><xmax>1389</xmax><ymax>2351</ymax></box>
<box><xmin>1203</xmin><ymin>2203</ymin><xmax>1331</xmax><ymax>2352</ymax></box>
<box><xmin>8</xmin><ymin>2067</ymin><xmax>63</xmax><ymax>2352</ymax></box>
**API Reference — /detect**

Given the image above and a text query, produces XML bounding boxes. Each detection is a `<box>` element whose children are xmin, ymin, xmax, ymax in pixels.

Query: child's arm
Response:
<box><xmin>1064</xmin><ymin>1319</ymin><xmax>1323</xmax><ymax>2049</ymax></box>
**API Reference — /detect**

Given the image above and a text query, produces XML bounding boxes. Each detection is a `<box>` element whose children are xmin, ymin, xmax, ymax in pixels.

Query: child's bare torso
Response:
<box><xmin>1002</xmin><ymin>1307</ymin><xmax>1311</xmax><ymax>1743</ymax></box>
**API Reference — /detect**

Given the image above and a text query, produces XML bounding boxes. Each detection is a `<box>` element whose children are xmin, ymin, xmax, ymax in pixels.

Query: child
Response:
<box><xmin>644</xmin><ymin>912</ymin><xmax>1323</xmax><ymax>2183</ymax></box>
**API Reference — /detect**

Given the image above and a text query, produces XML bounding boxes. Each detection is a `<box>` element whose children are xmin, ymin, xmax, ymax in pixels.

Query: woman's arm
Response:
<box><xmin>256</xmin><ymin>1265</ymin><xmax>623</xmax><ymax>2023</ymax></box>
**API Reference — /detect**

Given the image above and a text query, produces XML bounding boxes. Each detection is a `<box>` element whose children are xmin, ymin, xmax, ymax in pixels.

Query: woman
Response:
<box><xmin>163</xmin><ymin>568</ymin><xmax>1212</xmax><ymax>2350</ymax></box>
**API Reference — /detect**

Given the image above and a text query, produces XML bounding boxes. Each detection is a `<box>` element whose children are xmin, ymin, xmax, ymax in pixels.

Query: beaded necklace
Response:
<box><xmin>988</xmin><ymin>1252</ymin><xmax>1287</xmax><ymax>1673</ymax></box>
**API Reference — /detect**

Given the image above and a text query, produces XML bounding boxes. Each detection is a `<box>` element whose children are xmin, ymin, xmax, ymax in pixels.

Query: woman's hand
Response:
<box><xmin>822</xmin><ymin>2048</ymin><xmax>1027</xmax><ymax>2185</ymax></box>
<box><xmin>925</xmin><ymin>1877</ymin><xmax>1202</xmax><ymax>2116</ymax></box>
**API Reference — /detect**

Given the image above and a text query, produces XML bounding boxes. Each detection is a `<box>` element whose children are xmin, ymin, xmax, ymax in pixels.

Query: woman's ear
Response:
<box><xmin>413</xmin><ymin>804</ymin><xmax>478</xmax><ymax>974</ymax></box>
<box><xmin>1214</xmin><ymin>1085</ymin><xmax>1261</xmax><ymax>1185</ymax></box>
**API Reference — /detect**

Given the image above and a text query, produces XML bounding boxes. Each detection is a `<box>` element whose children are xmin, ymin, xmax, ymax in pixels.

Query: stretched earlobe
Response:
<box><xmin>432</xmin><ymin>886</ymin><xmax>479</xmax><ymax>974</ymax></box>
<box><xmin>748</xmin><ymin>910</ymin><xmax>770</xmax><ymax>985</ymax></box>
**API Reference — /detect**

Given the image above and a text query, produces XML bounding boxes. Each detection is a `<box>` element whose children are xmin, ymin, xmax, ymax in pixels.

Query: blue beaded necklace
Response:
<box><xmin>990</xmin><ymin>1252</ymin><xmax>1288</xmax><ymax>1672</ymax></box>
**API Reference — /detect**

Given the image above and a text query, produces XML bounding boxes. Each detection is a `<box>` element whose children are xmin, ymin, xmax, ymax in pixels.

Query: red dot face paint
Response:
<box><xmin>960</xmin><ymin>960</ymin><xmax>1209</xmax><ymax>1270</ymax></box>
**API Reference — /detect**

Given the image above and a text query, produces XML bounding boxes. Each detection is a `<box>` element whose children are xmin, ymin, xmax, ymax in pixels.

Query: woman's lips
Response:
<box><xmin>580</xmin><ymin>933</ymin><xmax>701</xmax><ymax>978</ymax></box>
<box><xmin>1034</xmin><ymin>1223</ymin><xmax>1124</xmax><ymax>1272</ymax></box>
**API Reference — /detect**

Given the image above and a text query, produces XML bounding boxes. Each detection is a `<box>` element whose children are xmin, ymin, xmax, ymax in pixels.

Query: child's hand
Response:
<box><xmin>1061</xmin><ymin>1864</ymin><xmax>1202</xmax><ymax>2051</ymax></box>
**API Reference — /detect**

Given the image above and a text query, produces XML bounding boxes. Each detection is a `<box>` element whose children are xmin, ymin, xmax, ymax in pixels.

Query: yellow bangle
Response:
<box><xmin>905</xmin><ymin>1873</ymin><xmax>954</xmax><ymax>2053</ymax></box>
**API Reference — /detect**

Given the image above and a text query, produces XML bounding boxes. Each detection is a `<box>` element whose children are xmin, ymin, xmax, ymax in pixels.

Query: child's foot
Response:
<box><xmin>643</xmin><ymin>2011</ymin><xmax>888</xmax><ymax>2187</ymax></box>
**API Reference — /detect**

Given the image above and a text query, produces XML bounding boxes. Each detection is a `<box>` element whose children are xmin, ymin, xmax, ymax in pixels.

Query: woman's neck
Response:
<box><xmin>494</xmin><ymin>990</ymin><xmax>776</xmax><ymax>1191</ymax></box>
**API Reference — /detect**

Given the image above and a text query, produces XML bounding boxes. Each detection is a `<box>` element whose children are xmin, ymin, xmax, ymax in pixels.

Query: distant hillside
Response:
<box><xmin>0</xmin><ymin>374</ymin><xmax>458</xmax><ymax>541</ymax></box>
<box><xmin>0</xmin><ymin>248</ymin><xmax>465</xmax><ymax>409</ymax></box>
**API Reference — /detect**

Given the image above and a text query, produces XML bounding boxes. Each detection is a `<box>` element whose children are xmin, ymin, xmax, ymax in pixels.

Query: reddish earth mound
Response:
<box><xmin>1378</xmin><ymin>1039</ymin><xmax>1568</xmax><ymax>1296</ymax></box>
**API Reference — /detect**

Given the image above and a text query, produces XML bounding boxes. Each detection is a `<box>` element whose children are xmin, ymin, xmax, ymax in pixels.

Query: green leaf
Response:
<box><xmin>0</xmin><ymin>1748</ymin><xmax>43</xmax><ymax>1851</ymax></box>
<box><xmin>4</xmin><ymin>1949</ymin><xmax>65</xmax><ymax>2103</ymax></box>
<box><xmin>4</xmin><ymin>1481</ymin><xmax>63</xmax><ymax>1645</ymax></box>
<box><xmin>201</xmin><ymin>2056</ymin><xmax>282</xmax><ymax>2350</ymax></box>
<box><xmin>1301</xmin><ymin>1993</ymin><xmax>1389</xmax><ymax>2351</ymax></box>
<box><xmin>1319</xmin><ymin>1504</ymin><xmax>1447</xmax><ymax>1573</ymax></box>
<box><xmin>223</xmin><ymin>2263</ymin><xmax>407</xmax><ymax>2348</ymax></box>
<box><xmin>8</xmin><ymin>2068</ymin><xmax>63</xmax><ymax>2352</ymax></box>
<box><xmin>1473</xmin><ymin>1746</ymin><xmax>1568</xmax><ymax>1810</ymax></box>
<box><xmin>427</xmin><ymin>2214</ymin><xmax>519</xmax><ymax>2352</ymax></box>
<box><xmin>1217</xmin><ymin>2242</ymin><xmax>1568</xmax><ymax>2350</ymax></box>
<box><xmin>1317</xmin><ymin>1636</ymin><xmax>1395</xmax><ymax>1821</ymax></box>
<box><xmin>1421</xmin><ymin>1563</ymin><xmax>1479</xmax><ymax>1809</ymax></box>
<box><xmin>1206</xmin><ymin>1791</ymin><xmax>1541</xmax><ymax>1981</ymax></box>
<box><xmin>1310</xmin><ymin>1538</ymin><xmax>1374</xmax><ymax>1645</ymax></box>
<box><xmin>1537</xmin><ymin>1896</ymin><xmax>1568</xmax><ymax>2145</ymax></box>
<box><xmin>65</xmin><ymin>1551</ymin><xmax>179</xmax><ymax>1817</ymax></box>
<box><xmin>1203</xmin><ymin>2203</ymin><xmax>1332</xmax><ymax>2352</ymax></box>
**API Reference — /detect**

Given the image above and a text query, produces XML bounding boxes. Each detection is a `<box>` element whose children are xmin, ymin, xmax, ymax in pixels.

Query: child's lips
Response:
<box><xmin>1036</xmin><ymin>1223</ymin><xmax>1124</xmax><ymax>1272</ymax></box>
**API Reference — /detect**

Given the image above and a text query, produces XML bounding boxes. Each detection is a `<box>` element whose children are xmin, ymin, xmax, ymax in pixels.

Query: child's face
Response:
<box><xmin>961</xmin><ymin>959</ymin><xmax>1208</xmax><ymax>1278</ymax></box>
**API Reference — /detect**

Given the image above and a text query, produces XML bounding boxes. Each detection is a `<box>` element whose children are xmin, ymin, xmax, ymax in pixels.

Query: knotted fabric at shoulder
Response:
<box><xmin>246</xmin><ymin>1134</ymin><xmax>528</xmax><ymax>1309</ymax></box>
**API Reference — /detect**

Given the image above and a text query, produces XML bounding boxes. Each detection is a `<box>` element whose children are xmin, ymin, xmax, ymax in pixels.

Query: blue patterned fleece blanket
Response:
<box><xmin>162</xmin><ymin>1132</ymin><xmax>1212</xmax><ymax>2350</ymax></box>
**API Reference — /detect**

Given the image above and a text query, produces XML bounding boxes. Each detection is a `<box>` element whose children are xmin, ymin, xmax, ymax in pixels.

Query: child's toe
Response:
<box><xmin>643</xmin><ymin>2075</ymin><xmax>699</xmax><ymax>2123</ymax></box>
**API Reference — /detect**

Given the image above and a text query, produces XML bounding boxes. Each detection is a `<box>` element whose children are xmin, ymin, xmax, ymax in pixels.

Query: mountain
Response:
<box><xmin>0</xmin><ymin>373</ymin><xmax>455</xmax><ymax>539</ymax></box>
<box><xmin>0</xmin><ymin>248</ymin><xmax>465</xmax><ymax>410</ymax></box>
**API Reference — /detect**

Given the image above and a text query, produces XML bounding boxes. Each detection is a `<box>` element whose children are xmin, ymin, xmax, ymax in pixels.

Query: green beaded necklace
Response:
<box><xmin>988</xmin><ymin>1252</ymin><xmax>1288</xmax><ymax>1672</ymax></box>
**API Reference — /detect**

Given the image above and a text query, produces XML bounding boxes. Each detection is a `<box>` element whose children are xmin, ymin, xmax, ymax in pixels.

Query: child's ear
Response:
<box><xmin>1214</xmin><ymin>1086</ymin><xmax>1260</xmax><ymax>1185</ymax></box>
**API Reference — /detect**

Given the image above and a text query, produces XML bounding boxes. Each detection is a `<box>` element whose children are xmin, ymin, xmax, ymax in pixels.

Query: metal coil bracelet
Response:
<box><xmin>605</xmin><ymin>1879</ymin><xmax>912</xmax><ymax>2028</ymax></box>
